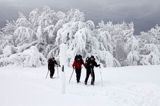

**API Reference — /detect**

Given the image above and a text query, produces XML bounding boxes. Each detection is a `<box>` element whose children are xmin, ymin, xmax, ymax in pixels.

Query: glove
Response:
<box><xmin>98</xmin><ymin>64</ymin><xmax>101</xmax><ymax>68</ymax></box>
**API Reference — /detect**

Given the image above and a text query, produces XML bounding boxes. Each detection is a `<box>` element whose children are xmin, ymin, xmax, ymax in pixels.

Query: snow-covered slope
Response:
<box><xmin>0</xmin><ymin>65</ymin><xmax>160</xmax><ymax>106</ymax></box>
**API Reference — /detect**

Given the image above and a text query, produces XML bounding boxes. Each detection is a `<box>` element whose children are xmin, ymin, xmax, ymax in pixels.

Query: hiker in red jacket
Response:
<box><xmin>72</xmin><ymin>55</ymin><xmax>84</xmax><ymax>83</ymax></box>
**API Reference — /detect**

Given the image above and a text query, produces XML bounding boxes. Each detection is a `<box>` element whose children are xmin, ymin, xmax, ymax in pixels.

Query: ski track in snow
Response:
<box><xmin>0</xmin><ymin>65</ymin><xmax>160</xmax><ymax>106</ymax></box>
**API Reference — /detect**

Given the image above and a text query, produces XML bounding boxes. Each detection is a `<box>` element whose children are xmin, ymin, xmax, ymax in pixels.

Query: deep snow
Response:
<box><xmin>0</xmin><ymin>65</ymin><xmax>160</xmax><ymax>106</ymax></box>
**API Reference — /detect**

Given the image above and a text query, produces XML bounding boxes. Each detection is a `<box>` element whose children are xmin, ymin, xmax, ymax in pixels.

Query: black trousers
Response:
<box><xmin>50</xmin><ymin>69</ymin><xmax>55</xmax><ymax>78</ymax></box>
<box><xmin>75</xmin><ymin>68</ymin><xmax>81</xmax><ymax>83</ymax></box>
<box><xmin>85</xmin><ymin>69</ymin><xmax>95</xmax><ymax>84</ymax></box>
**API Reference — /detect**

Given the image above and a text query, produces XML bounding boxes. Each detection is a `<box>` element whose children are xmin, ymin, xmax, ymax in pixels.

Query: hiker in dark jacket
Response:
<box><xmin>48</xmin><ymin>57</ymin><xmax>60</xmax><ymax>78</ymax></box>
<box><xmin>85</xmin><ymin>56</ymin><xmax>100</xmax><ymax>85</ymax></box>
<box><xmin>72</xmin><ymin>55</ymin><xmax>84</xmax><ymax>83</ymax></box>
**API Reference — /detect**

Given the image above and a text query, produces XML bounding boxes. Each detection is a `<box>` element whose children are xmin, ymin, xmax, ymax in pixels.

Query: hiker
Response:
<box><xmin>72</xmin><ymin>55</ymin><xmax>84</xmax><ymax>83</ymax></box>
<box><xmin>84</xmin><ymin>56</ymin><xmax>100</xmax><ymax>85</ymax></box>
<box><xmin>48</xmin><ymin>57</ymin><xmax>60</xmax><ymax>79</ymax></box>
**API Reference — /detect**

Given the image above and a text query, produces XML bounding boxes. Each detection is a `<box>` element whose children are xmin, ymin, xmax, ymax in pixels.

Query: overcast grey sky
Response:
<box><xmin>0</xmin><ymin>0</ymin><xmax>160</xmax><ymax>34</ymax></box>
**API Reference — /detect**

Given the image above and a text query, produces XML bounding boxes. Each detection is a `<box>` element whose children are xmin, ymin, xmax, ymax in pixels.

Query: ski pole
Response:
<box><xmin>69</xmin><ymin>68</ymin><xmax>74</xmax><ymax>83</ymax></box>
<box><xmin>56</xmin><ymin>66</ymin><xmax>59</xmax><ymax>78</ymax></box>
<box><xmin>61</xmin><ymin>65</ymin><xmax>65</xmax><ymax>94</ymax></box>
<box><xmin>45</xmin><ymin>70</ymin><xmax>49</xmax><ymax>79</ymax></box>
<box><xmin>91</xmin><ymin>67</ymin><xmax>95</xmax><ymax>85</ymax></box>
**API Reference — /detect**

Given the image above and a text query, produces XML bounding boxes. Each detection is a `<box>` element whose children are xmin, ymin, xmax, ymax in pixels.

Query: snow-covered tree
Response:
<box><xmin>2</xmin><ymin>20</ymin><xmax>16</xmax><ymax>35</ymax></box>
<box><xmin>139</xmin><ymin>44</ymin><xmax>160</xmax><ymax>65</ymax></box>
<box><xmin>55</xmin><ymin>21</ymin><xmax>89</xmax><ymax>64</ymax></box>
<box><xmin>29</xmin><ymin>8</ymin><xmax>40</xmax><ymax>28</ymax></box>
<box><xmin>0</xmin><ymin>31</ymin><xmax>5</xmax><ymax>49</ymax></box>
<box><xmin>14</xmin><ymin>27</ymin><xmax>35</xmax><ymax>46</ymax></box>
<box><xmin>2</xmin><ymin>45</ymin><xmax>16</xmax><ymax>57</ymax></box>
<box><xmin>97</xmin><ymin>21</ymin><xmax>135</xmax><ymax>65</ymax></box>
<box><xmin>1</xmin><ymin>20</ymin><xmax>17</xmax><ymax>46</ymax></box>
<box><xmin>22</xmin><ymin>46</ymin><xmax>47</xmax><ymax>67</ymax></box>
<box><xmin>66</xmin><ymin>9</ymin><xmax>85</xmax><ymax>22</ymax></box>
<box><xmin>127</xmin><ymin>51</ymin><xmax>139</xmax><ymax>66</ymax></box>
<box><xmin>139</xmin><ymin>25</ymin><xmax>160</xmax><ymax>53</ymax></box>
<box><xmin>138</xmin><ymin>25</ymin><xmax>160</xmax><ymax>65</ymax></box>
<box><xmin>16</xmin><ymin>12</ymin><xmax>31</xmax><ymax>27</ymax></box>
<box><xmin>126</xmin><ymin>36</ymin><xmax>140</xmax><ymax>65</ymax></box>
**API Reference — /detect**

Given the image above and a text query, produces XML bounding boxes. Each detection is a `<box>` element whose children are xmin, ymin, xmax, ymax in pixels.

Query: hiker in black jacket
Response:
<box><xmin>84</xmin><ymin>56</ymin><xmax>100</xmax><ymax>85</ymax></box>
<box><xmin>48</xmin><ymin>57</ymin><xmax>60</xmax><ymax>78</ymax></box>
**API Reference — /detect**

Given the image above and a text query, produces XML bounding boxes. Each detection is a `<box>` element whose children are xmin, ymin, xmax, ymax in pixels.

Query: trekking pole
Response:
<box><xmin>61</xmin><ymin>65</ymin><xmax>65</xmax><ymax>94</ymax></box>
<box><xmin>56</xmin><ymin>66</ymin><xmax>59</xmax><ymax>78</ymax></box>
<box><xmin>69</xmin><ymin>68</ymin><xmax>74</xmax><ymax>83</ymax></box>
<box><xmin>45</xmin><ymin>70</ymin><xmax>49</xmax><ymax>79</ymax></box>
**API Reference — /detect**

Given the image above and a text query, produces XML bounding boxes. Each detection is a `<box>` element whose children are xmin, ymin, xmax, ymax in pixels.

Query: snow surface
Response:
<box><xmin>1</xmin><ymin>65</ymin><xmax>160</xmax><ymax>106</ymax></box>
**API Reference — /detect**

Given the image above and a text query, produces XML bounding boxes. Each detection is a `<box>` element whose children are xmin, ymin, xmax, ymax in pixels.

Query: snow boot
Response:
<box><xmin>91</xmin><ymin>82</ymin><xmax>94</xmax><ymax>85</ymax></box>
<box><xmin>77</xmin><ymin>80</ymin><xmax>80</xmax><ymax>83</ymax></box>
<box><xmin>85</xmin><ymin>82</ymin><xmax>87</xmax><ymax>85</ymax></box>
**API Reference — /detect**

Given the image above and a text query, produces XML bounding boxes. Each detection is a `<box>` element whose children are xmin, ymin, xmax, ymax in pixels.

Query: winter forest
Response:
<box><xmin>1</xmin><ymin>4</ymin><xmax>160</xmax><ymax>106</ymax></box>
<box><xmin>0</xmin><ymin>6</ymin><xmax>160</xmax><ymax>68</ymax></box>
